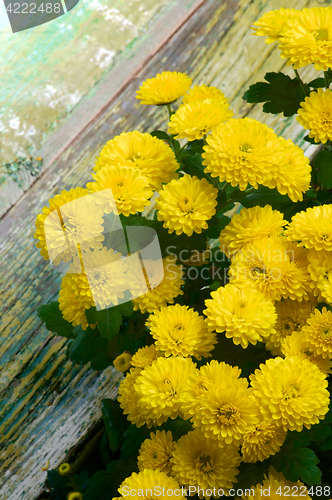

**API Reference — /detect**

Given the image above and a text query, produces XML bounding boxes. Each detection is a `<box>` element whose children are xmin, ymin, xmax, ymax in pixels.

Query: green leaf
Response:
<box><xmin>308</xmin><ymin>77</ymin><xmax>326</xmax><ymax>89</ymax></box>
<box><xmin>97</xmin><ymin>308</ymin><xmax>122</xmax><ymax>340</ymax></box>
<box><xmin>314</xmin><ymin>150</ymin><xmax>332</xmax><ymax>189</ymax></box>
<box><xmin>303</xmin><ymin>134</ymin><xmax>318</xmax><ymax>144</ymax></box>
<box><xmin>319</xmin><ymin>433</ymin><xmax>332</xmax><ymax>451</ymax></box>
<box><xmin>240</xmin><ymin>186</ymin><xmax>290</xmax><ymax>211</ymax></box>
<box><xmin>68</xmin><ymin>326</ymin><xmax>111</xmax><ymax>370</ymax></box>
<box><xmin>46</xmin><ymin>469</ymin><xmax>71</xmax><ymax>500</ymax></box>
<box><xmin>183</xmin><ymin>139</ymin><xmax>205</xmax><ymax>155</ymax></box>
<box><xmin>121</xmin><ymin>425</ymin><xmax>151</xmax><ymax>461</ymax></box>
<box><xmin>159</xmin><ymin>416</ymin><xmax>193</xmax><ymax>440</ymax></box>
<box><xmin>215</xmin><ymin>191</ymin><xmax>228</xmax><ymax>213</ymax></box>
<box><xmin>236</xmin><ymin>461</ymin><xmax>269</xmax><ymax>490</ymax></box>
<box><xmin>116</xmin><ymin>301</ymin><xmax>134</xmax><ymax>317</ymax></box>
<box><xmin>99</xmin><ymin>432</ymin><xmax>112</xmax><ymax>467</ymax></box>
<box><xmin>84</xmin><ymin>460</ymin><xmax>137</xmax><ymax>500</ymax></box>
<box><xmin>272</xmin><ymin>440</ymin><xmax>322</xmax><ymax>485</ymax></box>
<box><xmin>37</xmin><ymin>301</ymin><xmax>76</xmax><ymax>338</ymax></box>
<box><xmin>323</xmin><ymin>405</ymin><xmax>332</xmax><ymax>424</ymax></box>
<box><xmin>179</xmin><ymin>152</ymin><xmax>212</xmax><ymax>183</ymax></box>
<box><xmin>150</xmin><ymin>130</ymin><xmax>180</xmax><ymax>153</ymax></box>
<box><xmin>102</xmin><ymin>399</ymin><xmax>128</xmax><ymax>454</ymax></box>
<box><xmin>243</xmin><ymin>72</ymin><xmax>308</xmax><ymax>117</ymax></box>
<box><xmin>86</xmin><ymin>305</ymin><xmax>125</xmax><ymax>340</ymax></box>
<box><xmin>85</xmin><ymin>306</ymin><xmax>98</xmax><ymax>324</ymax></box>
<box><xmin>206</xmin><ymin>216</ymin><xmax>230</xmax><ymax>239</ymax></box>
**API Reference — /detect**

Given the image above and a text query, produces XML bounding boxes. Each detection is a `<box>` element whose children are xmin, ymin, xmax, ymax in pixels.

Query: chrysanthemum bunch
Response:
<box><xmin>36</xmin><ymin>61</ymin><xmax>332</xmax><ymax>495</ymax></box>
<box><xmin>202</xmin><ymin>117</ymin><xmax>310</xmax><ymax>198</ymax></box>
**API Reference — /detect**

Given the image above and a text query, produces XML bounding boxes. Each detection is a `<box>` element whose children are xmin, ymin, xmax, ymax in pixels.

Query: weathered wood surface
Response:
<box><xmin>0</xmin><ymin>0</ymin><xmax>204</xmax><ymax>218</ymax></box>
<box><xmin>0</xmin><ymin>0</ymin><xmax>326</xmax><ymax>498</ymax></box>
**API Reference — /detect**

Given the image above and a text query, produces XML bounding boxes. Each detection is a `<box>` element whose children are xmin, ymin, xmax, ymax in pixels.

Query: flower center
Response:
<box><xmin>239</xmin><ymin>143</ymin><xmax>253</xmax><ymax>153</ymax></box>
<box><xmin>217</xmin><ymin>403</ymin><xmax>239</xmax><ymax>424</ymax></box>
<box><xmin>321</xmin><ymin>113</ymin><xmax>332</xmax><ymax>126</ymax></box>
<box><xmin>178</xmin><ymin>195</ymin><xmax>194</xmax><ymax>213</ymax></box>
<box><xmin>130</xmin><ymin>154</ymin><xmax>142</xmax><ymax>164</ymax></box>
<box><xmin>251</xmin><ymin>266</ymin><xmax>268</xmax><ymax>279</ymax></box>
<box><xmin>282</xmin><ymin>384</ymin><xmax>299</xmax><ymax>400</ymax></box>
<box><xmin>171</xmin><ymin>323</ymin><xmax>186</xmax><ymax>343</ymax></box>
<box><xmin>87</xmin><ymin>268</ymin><xmax>108</xmax><ymax>287</ymax></box>
<box><xmin>320</xmin><ymin>325</ymin><xmax>332</xmax><ymax>339</ymax></box>
<box><xmin>195</xmin><ymin>452</ymin><xmax>214</xmax><ymax>472</ymax></box>
<box><xmin>159</xmin><ymin>377</ymin><xmax>176</xmax><ymax>396</ymax></box>
<box><xmin>314</xmin><ymin>28</ymin><xmax>329</xmax><ymax>42</ymax></box>
<box><xmin>281</xmin><ymin>320</ymin><xmax>299</xmax><ymax>335</ymax></box>
<box><xmin>63</xmin><ymin>216</ymin><xmax>80</xmax><ymax>235</ymax></box>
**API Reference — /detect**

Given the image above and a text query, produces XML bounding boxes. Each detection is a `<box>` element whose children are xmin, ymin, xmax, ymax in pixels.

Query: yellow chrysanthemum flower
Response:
<box><xmin>219</xmin><ymin>205</ymin><xmax>286</xmax><ymax>257</ymax></box>
<box><xmin>118</xmin><ymin>469</ymin><xmax>184</xmax><ymax>500</ymax></box>
<box><xmin>229</xmin><ymin>236</ymin><xmax>311</xmax><ymax>302</ymax></box>
<box><xmin>86</xmin><ymin>165</ymin><xmax>153</xmax><ymax>217</ymax></box>
<box><xmin>146</xmin><ymin>304</ymin><xmax>217</xmax><ymax>359</ymax></box>
<box><xmin>202</xmin><ymin>118</ymin><xmax>282</xmax><ymax>191</ymax></box>
<box><xmin>113</xmin><ymin>352</ymin><xmax>132</xmax><ymax>372</ymax></box>
<box><xmin>285</xmin><ymin>205</ymin><xmax>332</xmax><ymax>252</ymax></box>
<box><xmin>118</xmin><ymin>368</ymin><xmax>160</xmax><ymax>428</ymax></box>
<box><xmin>264</xmin><ymin>298</ymin><xmax>316</xmax><ymax>355</ymax></box>
<box><xmin>156</xmin><ymin>175</ymin><xmax>218</xmax><ymax>237</ymax></box>
<box><xmin>204</xmin><ymin>284</ymin><xmax>276</xmax><ymax>349</ymax></box>
<box><xmin>302</xmin><ymin>307</ymin><xmax>332</xmax><ymax>359</ymax></box>
<box><xmin>134</xmin><ymin>357</ymin><xmax>197</xmax><ymax>424</ymax></box>
<box><xmin>34</xmin><ymin>187</ymin><xmax>104</xmax><ymax>265</ymax></box>
<box><xmin>250</xmin><ymin>356</ymin><xmax>330</xmax><ymax>432</ymax></box>
<box><xmin>168</xmin><ymin>99</ymin><xmax>233</xmax><ymax>141</ymax></box>
<box><xmin>281</xmin><ymin>330</ymin><xmax>332</xmax><ymax>374</ymax></box>
<box><xmin>67</xmin><ymin>493</ymin><xmax>82</xmax><ymax>500</ymax></box>
<box><xmin>67</xmin><ymin>248</ymin><xmax>129</xmax><ymax>310</ymax></box>
<box><xmin>241</xmin><ymin>419</ymin><xmax>286</xmax><ymax>463</ymax></box>
<box><xmin>240</xmin><ymin>467</ymin><xmax>311</xmax><ymax>500</ymax></box>
<box><xmin>58</xmin><ymin>463</ymin><xmax>72</xmax><ymax>477</ymax></box>
<box><xmin>308</xmin><ymin>248</ymin><xmax>332</xmax><ymax>304</ymax></box>
<box><xmin>93</xmin><ymin>131</ymin><xmax>179</xmax><ymax>190</ymax></box>
<box><xmin>279</xmin><ymin>7</ymin><xmax>332</xmax><ymax>71</ymax></box>
<box><xmin>182</xmin><ymin>84</ymin><xmax>229</xmax><ymax>105</ymax></box>
<box><xmin>187</xmin><ymin>376</ymin><xmax>257</xmax><ymax>444</ymax></box>
<box><xmin>59</xmin><ymin>274</ymin><xmax>89</xmax><ymax>330</ymax></box>
<box><xmin>171</xmin><ymin>430</ymin><xmax>241</xmax><ymax>497</ymax></box>
<box><xmin>136</xmin><ymin>71</ymin><xmax>192</xmax><ymax>105</ymax></box>
<box><xmin>297</xmin><ymin>88</ymin><xmax>332</xmax><ymax>144</ymax></box>
<box><xmin>252</xmin><ymin>8</ymin><xmax>299</xmax><ymax>43</ymax></box>
<box><xmin>132</xmin><ymin>256</ymin><xmax>184</xmax><ymax>314</ymax></box>
<box><xmin>131</xmin><ymin>345</ymin><xmax>160</xmax><ymax>370</ymax></box>
<box><xmin>137</xmin><ymin>430</ymin><xmax>175</xmax><ymax>475</ymax></box>
<box><xmin>263</xmin><ymin>137</ymin><xmax>311</xmax><ymax>202</ymax></box>
<box><xmin>180</xmin><ymin>361</ymin><xmax>243</xmax><ymax>420</ymax></box>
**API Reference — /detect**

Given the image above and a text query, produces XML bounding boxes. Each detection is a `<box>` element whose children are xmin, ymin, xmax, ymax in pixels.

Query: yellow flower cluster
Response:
<box><xmin>253</xmin><ymin>7</ymin><xmax>332</xmax><ymax>71</ymax></box>
<box><xmin>34</xmin><ymin>68</ymin><xmax>332</xmax><ymax>495</ymax></box>
<box><xmin>202</xmin><ymin>118</ymin><xmax>310</xmax><ymax>199</ymax></box>
<box><xmin>239</xmin><ymin>467</ymin><xmax>311</xmax><ymax>500</ymax></box>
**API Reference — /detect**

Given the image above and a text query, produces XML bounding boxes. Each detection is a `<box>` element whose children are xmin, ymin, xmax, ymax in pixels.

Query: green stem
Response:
<box><xmin>218</xmin><ymin>181</ymin><xmax>229</xmax><ymax>193</ymax></box>
<box><xmin>324</xmin><ymin>71</ymin><xmax>330</xmax><ymax>89</ymax></box>
<box><xmin>166</xmin><ymin>103</ymin><xmax>172</xmax><ymax>121</ymax></box>
<box><xmin>293</xmin><ymin>67</ymin><xmax>308</xmax><ymax>97</ymax></box>
<box><xmin>244</xmin><ymin>186</ymin><xmax>256</xmax><ymax>195</ymax></box>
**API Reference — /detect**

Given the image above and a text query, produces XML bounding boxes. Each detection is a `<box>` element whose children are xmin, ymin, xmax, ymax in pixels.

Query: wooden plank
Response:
<box><xmin>0</xmin><ymin>0</ymin><xmax>326</xmax><ymax>498</ymax></box>
<box><xmin>0</xmin><ymin>0</ymin><xmax>205</xmax><ymax>218</ymax></box>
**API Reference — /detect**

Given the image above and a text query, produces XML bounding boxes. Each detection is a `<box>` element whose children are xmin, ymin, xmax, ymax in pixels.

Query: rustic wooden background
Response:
<box><xmin>0</xmin><ymin>0</ymin><xmax>326</xmax><ymax>498</ymax></box>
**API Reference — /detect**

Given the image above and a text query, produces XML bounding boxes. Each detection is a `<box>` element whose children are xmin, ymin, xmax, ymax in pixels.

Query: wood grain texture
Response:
<box><xmin>0</xmin><ymin>0</ymin><xmax>327</xmax><ymax>498</ymax></box>
<box><xmin>0</xmin><ymin>0</ymin><xmax>205</xmax><ymax>218</ymax></box>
